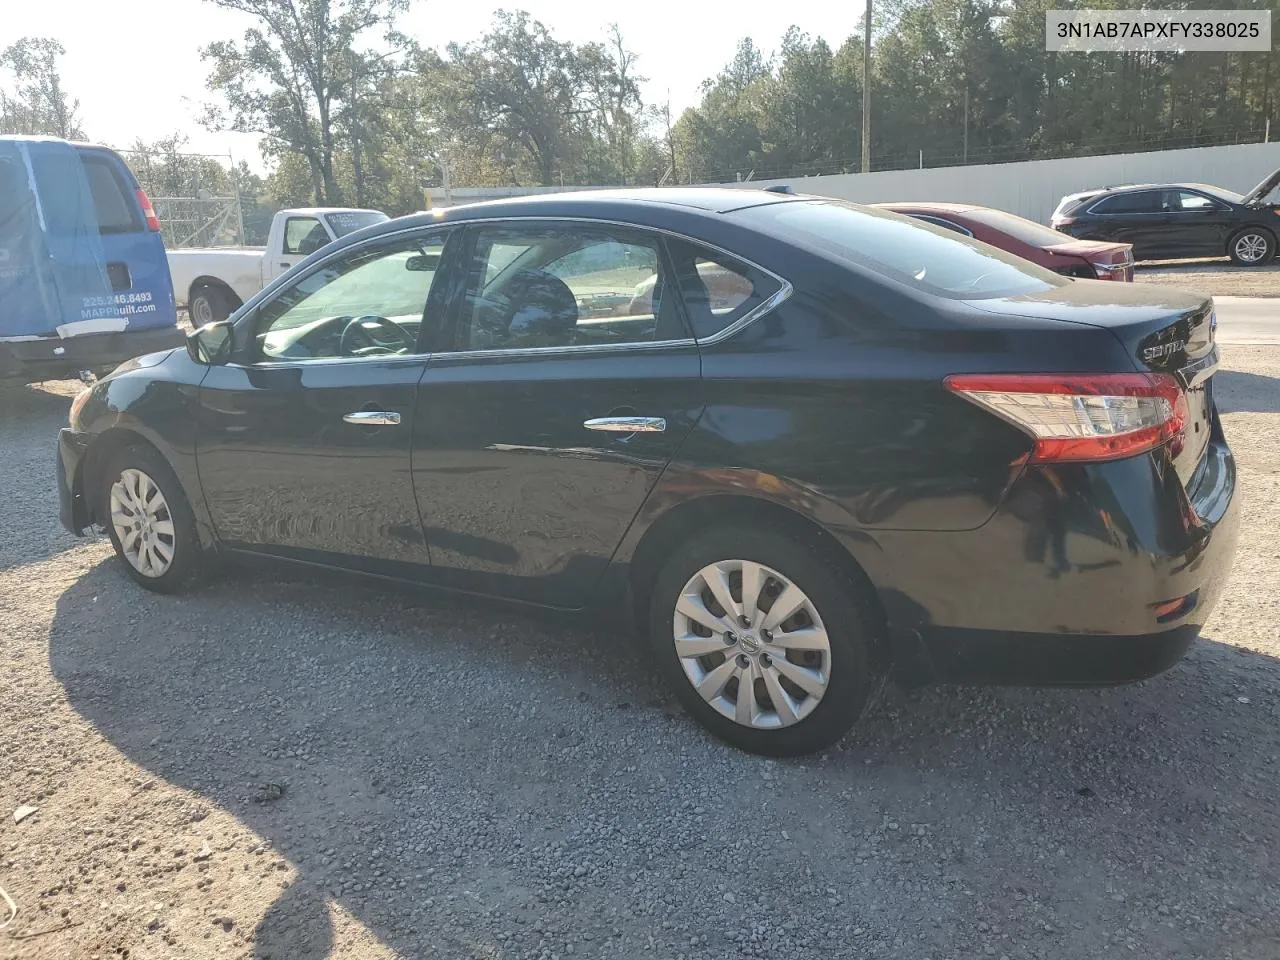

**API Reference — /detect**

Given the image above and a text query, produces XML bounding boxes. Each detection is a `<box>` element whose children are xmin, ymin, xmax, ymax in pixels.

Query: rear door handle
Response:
<box><xmin>584</xmin><ymin>416</ymin><xmax>666</xmax><ymax>433</ymax></box>
<box><xmin>343</xmin><ymin>411</ymin><xmax>401</xmax><ymax>426</ymax></box>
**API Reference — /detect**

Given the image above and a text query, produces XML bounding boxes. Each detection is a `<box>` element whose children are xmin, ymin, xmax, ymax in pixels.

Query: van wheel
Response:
<box><xmin>190</xmin><ymin>286</ymin><xmax>235</xmax><ymax>326</ymax></box>
<box><xmin>1228</xmin><ymin>229</ymin><xmax>1275</xmax><ymax>266</ymax></box>
<box><xmin>648</xmin><ymin>526</ymin><xmax>880</xmax><ymax>756</ymax></box>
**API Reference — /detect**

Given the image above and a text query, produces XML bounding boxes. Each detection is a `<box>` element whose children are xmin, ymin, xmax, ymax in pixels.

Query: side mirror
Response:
<box><xmin>405</xmin><ymin>252</ymin><xmax>440</xmax><ymax>272</ymax></box>
<box><xmin>187</xmin><ymin>320</ymin><xmax>233</xmax><ymax>365</ymax></box>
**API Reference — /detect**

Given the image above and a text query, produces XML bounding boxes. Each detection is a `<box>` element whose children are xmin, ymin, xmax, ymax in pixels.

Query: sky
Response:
<box><xmin>3</xmin><ymin>0</ymin><xmax>864</xmax><ymax>172</ymax></box>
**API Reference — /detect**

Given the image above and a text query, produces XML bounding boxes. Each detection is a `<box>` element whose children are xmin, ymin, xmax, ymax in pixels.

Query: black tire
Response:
<box><xmin>189</xmin><ymin>285</ymin><xmax>236</xmax><ymax>327</ymax></box>
<box><xmin>648</xmin><ymin>525</ymin><xmax>880</xmax><ymax>756</ymax></box>
<box><xmin>98</xmin><ymin>443</ymin><xmax>204</xmax><ymax>594</ymax></box>
<box><xmin>1228</xmin><ymin>228</ymin><xmax>1275</xmax><ymax>266</ymax></box>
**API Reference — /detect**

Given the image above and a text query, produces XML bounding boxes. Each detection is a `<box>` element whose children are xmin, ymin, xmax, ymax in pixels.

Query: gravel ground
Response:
<box><xmin>2</xmin><ymin>350</ymin><xmax>1280</xmax><ymax>960</ymax></box>
<box><xmin>1135</xmin><ymin>260</ymin><xmax>1280</xmax><ymax>298</ymax></box>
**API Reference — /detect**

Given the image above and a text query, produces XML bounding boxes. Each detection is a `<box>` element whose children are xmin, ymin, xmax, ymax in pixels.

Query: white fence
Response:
<box><xmin>724</xmin><ymin>141</ymin><xmax>1280</xmax><ymax>223</ymax></box>
<box><xmin>420</xmin><ymin>142</ymin><xmax>1280</xmax><ymax>223</ymax></box>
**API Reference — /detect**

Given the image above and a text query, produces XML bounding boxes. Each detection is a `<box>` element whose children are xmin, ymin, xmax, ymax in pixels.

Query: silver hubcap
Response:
<box><xmin>1236</xmin><ymin>234</ymin><xmax>1269</xmax><ymax>263</ymax></box>
<box><xmin>109</xmin><ymin>468</ymin><xmax>176</xmax><ymax>578</ymax></box>
<box><xmin>673</xmin><ymin>559</ymin><xmax>832</xmax><ymax>729</ymax></box>
<box><xmin>192</xmin><ymin>296</ymin><xmax>213</xmax><ymax>326</ymax></box>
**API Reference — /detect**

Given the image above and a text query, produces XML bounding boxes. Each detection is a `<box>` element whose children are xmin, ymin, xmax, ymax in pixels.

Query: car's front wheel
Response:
<box><xmin>1228</xmin><ymin>228</ymin><xmax>1275</xmax><ymax>266</ymax></box>
<box><xmin>649</xmin><ymin>526</ymin><xmax>880</xmax><ymax>756</ymax></box>
<box><xmin>99</xmin><ymin>444</ymin><xmax>204</xmax><ymax>593</ymax></box>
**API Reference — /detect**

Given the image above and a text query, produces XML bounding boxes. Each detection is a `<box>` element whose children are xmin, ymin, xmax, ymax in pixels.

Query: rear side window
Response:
<box><xmin>664</xmin><ymin>239</ymin><xmax>781</xmax><ymax>340</ymax></box>
<box><xmin>907</xmin><ymin>214</ymin><xmax>973</xmax><ymax>237</ymax></box>
<box><xmin>1090</xmin><ymin>191</ymin><xmax>1160</xmax><ymax>215</ymax></box>
<box><xmin>752</xmin><ymin>200</ymin><xmax>1061</xmax><ymax>300</ymax></box>
<box><xmin>80</xmin><ymin>154</ymin><xmax>141</xmax><ymax>234</ymax></box>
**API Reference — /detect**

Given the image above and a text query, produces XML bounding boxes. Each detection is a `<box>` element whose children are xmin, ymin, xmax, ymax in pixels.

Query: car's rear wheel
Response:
<box><xmin>99</xmin><ymin>444</ymin><xmax>203</xmax><ymax>593</ymax></box>
<box><xmin>1228</xmin><ymin>228</ymin><xmax>1275</xmax><ymax>266</ymax></box>
<box><xmin>648</xmin><ymin>526</ymin><xmax>879</xmax><ymax>756</ymax></box>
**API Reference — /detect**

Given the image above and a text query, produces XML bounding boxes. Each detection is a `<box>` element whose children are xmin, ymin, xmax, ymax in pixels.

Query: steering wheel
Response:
<box><xmin>339</xmin><ymin>314</ymin><xmax>413</xmax><ymax>356</ymax></box>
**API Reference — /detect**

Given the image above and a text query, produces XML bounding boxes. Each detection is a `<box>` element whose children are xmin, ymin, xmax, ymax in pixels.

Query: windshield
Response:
<box><xmin>964</xmin><ymin>207</ymin><xmax>1082</xmax><ymax>247</ymax></box>
<box><xmin>324</xmin><ymin>210</ymin><xmax>389</xmax><ymax>237</ymax></box>
<box><xmin>754</xmin><ymin>200</ymin><xmax>1063</xmax><ymax>299</ymax></box>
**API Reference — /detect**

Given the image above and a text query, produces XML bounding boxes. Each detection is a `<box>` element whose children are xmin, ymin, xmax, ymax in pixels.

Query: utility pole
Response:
<box><xmin>963</xmin><ymin>85</ymin><xmax>969</xmax><ymax>164</ymax></box>
<box><xmin>862</xmin><ymin>0</ymin><xmax>872</xmax><ymax>173</ymax></box>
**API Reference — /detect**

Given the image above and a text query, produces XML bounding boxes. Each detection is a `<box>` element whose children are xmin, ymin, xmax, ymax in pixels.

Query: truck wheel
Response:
<box><xmin>190</xmin><ymin>286</ymin><xmax>236</xmax><ymax>327</ymax></box>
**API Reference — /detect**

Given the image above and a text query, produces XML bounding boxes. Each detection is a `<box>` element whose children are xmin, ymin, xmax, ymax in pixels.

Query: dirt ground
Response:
<box><xmin>1135</xmin><ymin>259</ymin><xmax>1280</xmax><ymax>297</ymax></box>
<box><xmin>2</xmin><ymin>349</ymin><xmax>1280</xmax><ymax>960</ymax></box>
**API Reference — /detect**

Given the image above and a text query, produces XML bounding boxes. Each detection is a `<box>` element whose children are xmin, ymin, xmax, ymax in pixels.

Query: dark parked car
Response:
<box><xmin>1051</xmin><ymin>169</ymin><xmax>1280</xmax><ymax>265</ymax></box>
<box><xmin>56</xmin><ymin>189</ymin><xmax>1239</xmax><ymax>756</ymax></box>
<box><xmin>877</xmin><ymin>202</ymin><xmax>1134</xmax><ymax>280</ymax></box>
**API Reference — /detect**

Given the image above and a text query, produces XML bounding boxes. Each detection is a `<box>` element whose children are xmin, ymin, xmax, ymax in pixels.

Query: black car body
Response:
<box><xmin>56</xmin><ymin>189</ymin><xmax>1240</xmax><ymax>755</ymax></box>
<box><xmin>1052</xmin><ymin>169</ymin><xmax>1280</xmax><ymax>265</ymax></box>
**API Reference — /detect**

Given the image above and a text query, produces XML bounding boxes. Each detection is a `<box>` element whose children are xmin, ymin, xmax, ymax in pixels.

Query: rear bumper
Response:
<box><xmin>879</xmin><ymin>434</ymin><xmax>1240</xmax><ymax>687</ymax></box>
<box><xmin>1</xmin><ymin>326</ymin><xmax>185</xmax><ymax>380</ymax></box>
<box><xmin>57</xmin><ymin>428</ymin><xmax>93</xmax><ymax>536</ymax></box>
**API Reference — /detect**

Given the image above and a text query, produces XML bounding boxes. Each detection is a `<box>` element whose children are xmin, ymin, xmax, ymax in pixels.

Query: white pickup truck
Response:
<box><xmin>167</xmin><ymin>207</ymin><xmax>388</xmax><ymax>325</ymax></box>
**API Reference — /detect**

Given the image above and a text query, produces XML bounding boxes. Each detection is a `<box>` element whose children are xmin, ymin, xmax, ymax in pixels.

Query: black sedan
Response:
<box><xmin>56</xmin><ymin>189</ymin><xmax>1239</xmax><ymax>756</ymax></box>
<box><xmin>1051</xmin><ymin>168</ymin><xmax>1280</xmax><ymax>265</ymax></box>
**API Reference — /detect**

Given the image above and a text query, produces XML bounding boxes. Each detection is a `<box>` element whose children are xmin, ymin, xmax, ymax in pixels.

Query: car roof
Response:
<box><xmin>874</xmin><ymin>202</ymin><xmax>983</xmax><ymax>214</ymax></box>
<box><xmin>1084</xmin><ymin>182</ymin><xmax>1224</xmax><ymax>195</ymax></box>
<box><xmin>410</xmin><ymin>187</ymin><xmax>806</xmax><ymax>225</ymax></box>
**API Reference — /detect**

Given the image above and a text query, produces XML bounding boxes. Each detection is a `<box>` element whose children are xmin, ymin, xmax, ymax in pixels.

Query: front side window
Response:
<box><xmin>255</xmin><ymin>232</ymin><xmax>447</xmax><ymax>361</ymax></box>
<box><xmin>283</xmin><ymin>216</ymin><xmax>329</xmax><ymax>256</ymax></box>
<box><xmin>456</xmin><ymin>224</ymin><xmax>688</xmax><ymax>351</ymax></box>
<box><xmin>751</xmin><ymin>200</ymin><xmax>1062</xmax><ymax>300</ymax></box>
<box><xmin>1166</xmin><ymin>190</ymin><xmax>1224</xmax><ymax>212</ymax></box>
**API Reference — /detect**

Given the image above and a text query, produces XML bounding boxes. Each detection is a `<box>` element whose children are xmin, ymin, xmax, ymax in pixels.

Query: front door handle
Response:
<box><xmin>343</xmin><ymin>411</ymin><xmax>401</xmax><ymax>426</ymax></box>
<box><xmin>584</xmin><ymin>416</ymin><xmax>666</xmax><ymax>433</ymax></box>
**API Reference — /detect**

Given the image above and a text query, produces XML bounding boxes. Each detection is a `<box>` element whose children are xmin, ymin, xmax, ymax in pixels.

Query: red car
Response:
<box><xmin>875</xmin><ymin>202</ymin><xmax>1135</xmax><ymax>281</ymax></box>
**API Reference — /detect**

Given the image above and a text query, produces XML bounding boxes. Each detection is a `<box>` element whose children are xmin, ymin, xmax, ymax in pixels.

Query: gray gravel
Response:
<box><xmin>2</xmin><ymin>349</ymin><xmax>1280</xmax><ymax>960</ymax></box>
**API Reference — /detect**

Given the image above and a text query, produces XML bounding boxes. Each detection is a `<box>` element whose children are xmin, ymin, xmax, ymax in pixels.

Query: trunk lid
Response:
<box><xmin>1241</xmin><ymin>166</ymin><xmax>1280</xmax><ymax>206</ymax></box>
<box><xmin>972</xmin><ymin>284</ymin><xmax>1218</xmax><ymax>487</ymax></box>
<box><xmin>1044</xmin><ymin>240</ymin><xmax>1135</xmax><ymax>280</ymax></box>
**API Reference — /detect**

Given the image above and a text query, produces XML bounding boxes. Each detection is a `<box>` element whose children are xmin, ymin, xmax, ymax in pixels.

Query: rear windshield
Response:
<box><xmin>964</xmin><ymin>208</ymin><xmax>1077</xmax><ymax>247</ymax></box>
<box><xmin>753</xmin><ymin>200</ymin><xmax>1062</xmax><ymax>299</ymax></box>
<box><xmin>80</xmin><ymin>154</ymin><xmax>141</xmax><ymax>234</ymax></box>
<box><xmin>325</xmin><ymin>210</ymin><xmax>389</xmax><ymax>237</ymax></box>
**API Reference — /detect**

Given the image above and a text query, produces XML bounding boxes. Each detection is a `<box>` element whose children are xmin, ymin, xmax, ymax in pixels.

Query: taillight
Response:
<box><xmin>944</xmin><ymin>373</ymin><xmax>1188</xmax><ymax>463</ymax></box>
<box><xmin>136</xmin><ymin>189</ymin><xmax>161</xmax><ymax>232</ymax></box>
<box><xmin>1091</xmin><ymin>261</ymin><xmax>1117</xmax><ymax>280</ymax></box>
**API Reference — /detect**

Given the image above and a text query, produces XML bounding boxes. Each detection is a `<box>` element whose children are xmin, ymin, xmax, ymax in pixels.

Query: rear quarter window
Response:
<box><xmin>752</xmin><ymin>200</ymin><xmax>1063</xmax><ymax>300</ymax></box>
<box><xmin>664</xmin><ymin>238</ymin><xmax>782</xmax><ymax>340</ymax></box>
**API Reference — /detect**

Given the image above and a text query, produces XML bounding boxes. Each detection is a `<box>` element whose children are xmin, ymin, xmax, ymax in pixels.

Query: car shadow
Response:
<box><xmin>1214</xmin><ymin>369</ymin><xmax>1280</xmax><ymax>414</ymax></box>
<box><xmin>49</xmin><ymin>558</ymin><xmax>1280</xmax><ymax>959</ymax></box>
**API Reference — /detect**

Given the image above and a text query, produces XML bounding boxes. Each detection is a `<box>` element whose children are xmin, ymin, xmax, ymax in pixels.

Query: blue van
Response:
<box><xmin>0</xmin><ymin>136</ymin><xmax>183</xmax><ymax>382</ymax></box>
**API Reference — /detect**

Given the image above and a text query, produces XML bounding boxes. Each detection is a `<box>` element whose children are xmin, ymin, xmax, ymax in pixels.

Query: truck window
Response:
<box><xmin>80</xmin><ymin>154</ymin><xmax>142</xmax><ymax>234</ymax></box>
<box><xmin>284</xmin><ymin>217</ymin><xmax>328</xmax><ymax>256</ymax></box>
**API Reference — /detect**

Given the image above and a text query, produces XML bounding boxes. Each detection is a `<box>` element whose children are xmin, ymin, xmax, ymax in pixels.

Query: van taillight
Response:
<box><xmin>136</xmin><ymin>189</ymin><xmax>161</xmax><ymax>232</ymax></box>
<box><xmin>945</xmin><ymin>373</ymin><xmax>1188</xmax><ymax>462</ymax></box>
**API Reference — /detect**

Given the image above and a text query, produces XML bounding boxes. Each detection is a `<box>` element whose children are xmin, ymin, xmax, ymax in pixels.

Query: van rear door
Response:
<box><xmin>26</xmin><ymin>141</ymin><xmax>177</xmax><ymax>338</ymax></box>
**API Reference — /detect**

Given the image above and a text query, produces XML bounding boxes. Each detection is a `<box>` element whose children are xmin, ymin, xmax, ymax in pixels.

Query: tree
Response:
<box><xmin>0</xmin><ymin>37</ymin><xmax>83</xmax><ymax>139</ymax></box>
<box><xmin>421</xmin><ymin>12</ymin><xmax>655</xmax><ymax>187</ymax></box>
<box><xmin>201</xmin><ymin>0</ymin><xmax>416</xmax><ymax>204</ymax></box>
